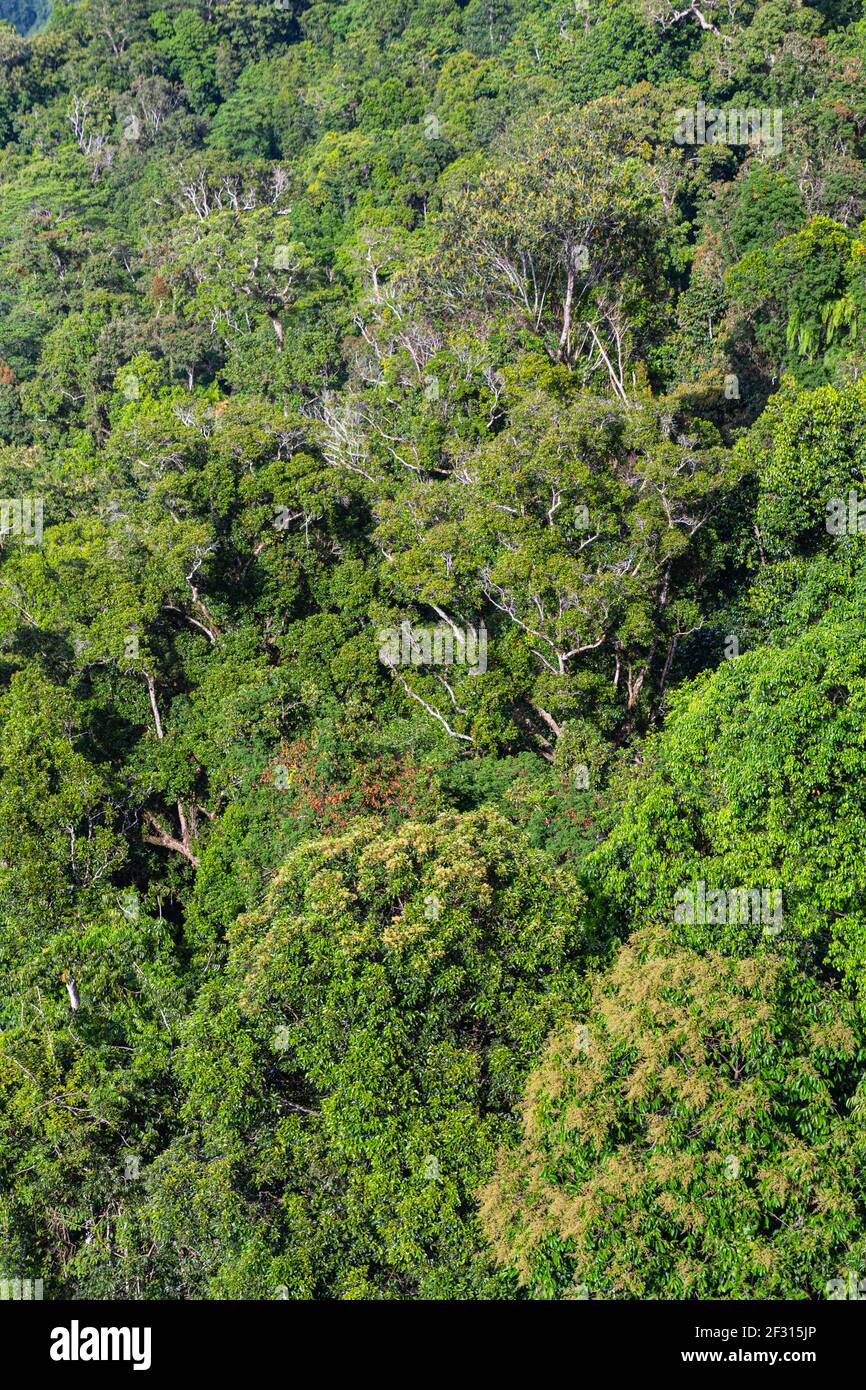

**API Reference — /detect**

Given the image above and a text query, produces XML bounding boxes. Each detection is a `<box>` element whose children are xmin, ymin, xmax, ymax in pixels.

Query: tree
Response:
<box><xmin>726</xmin><ymin>217</ymin><xmax>866</xmax><ymax>388</ymax></box>
<box><xmin>372</xmin><ymin>374</ymin><xmax>749</xmax><ymax>753</ymax></box>
<box><xmin>592</xmin><ymin>607</ymin><xmax>866</xmax><ymax>1002</ymax></box>
<box><xmin>481</xmin><ymin>925</ymin><xmax>866</xmax><ymax>1298</ymax></box>
<box><xmin>138</xmin><ymin>809</ymin><xmax>596</xmax><ymax>1297</ymax></box>
<box><xmin>165</xmin><ymin>204</ymin><xmax>312</xmax><ymax>354</ymax></box>
<box><xmin>429</xmin><ymin>109</ymin><xmax>676</xmax><ymax>388</ymax></box>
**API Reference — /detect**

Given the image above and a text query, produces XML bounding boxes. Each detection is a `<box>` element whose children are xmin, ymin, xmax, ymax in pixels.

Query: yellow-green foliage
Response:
<box><xmin>481</xmin><ymin>927</ymin><xmax>866</xmax><ymax>1299</ymax></box>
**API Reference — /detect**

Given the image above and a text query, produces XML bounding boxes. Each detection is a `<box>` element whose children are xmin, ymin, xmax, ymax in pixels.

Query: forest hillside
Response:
<box><xmin>1</xmin><ymin>0</ymin><xmax>865</xmax><ymax>1301</ymax></box>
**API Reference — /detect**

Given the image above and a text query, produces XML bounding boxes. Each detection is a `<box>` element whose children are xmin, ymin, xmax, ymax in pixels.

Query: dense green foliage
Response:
<box><xmin>0</xmin><ymin>0</ymin><xmax>865</xmax><ymax>1300</ymax></box>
